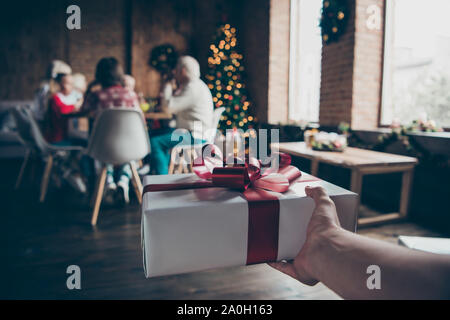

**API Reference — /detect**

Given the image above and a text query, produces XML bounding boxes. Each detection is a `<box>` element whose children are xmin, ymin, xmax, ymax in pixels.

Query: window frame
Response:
<box><xmin>378</xmin><ymin>0</ymin><xmax>450</xmax><ymax>131</ymax></box>
<box><xmin>287</xmin><ymin>0</ymin><xmax>322</xmax><ymax>125</ymax></box>
<box><xmin>378</xmin><ymin>0</ymin><xmax>388</xmax><ymax>129</ymax></box>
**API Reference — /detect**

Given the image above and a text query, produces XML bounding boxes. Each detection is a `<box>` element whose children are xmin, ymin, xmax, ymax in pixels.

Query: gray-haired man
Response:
<box><xmin>150</xmin><ymin>56</ymin><xmax>214</xmax><ymax>175</ymax></box>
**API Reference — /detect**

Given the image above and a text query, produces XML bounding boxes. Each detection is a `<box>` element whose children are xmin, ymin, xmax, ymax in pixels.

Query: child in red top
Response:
<box><xmin>46</xmin><ymin>73</ymin><xmax>83</xmax><ymax>144</ymax></box>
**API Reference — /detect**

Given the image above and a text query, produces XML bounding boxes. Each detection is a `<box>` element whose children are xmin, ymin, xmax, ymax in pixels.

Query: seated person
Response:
<box><xmin>69</xmin><ymin>73</ymin><xmax>88</xmax><ymax>140</ymax></box>
<box><xmin>72</xmin><ymin>73</ymin><xmax>87</xmax><ymax>94</ymax></box>
<box><xmin>34</xmin><ymin>60</ymin><xmax>72</xmax><ymax>125</ymax></box>
<box><xmin>45</xmin><ymin>73</ymin><xmax>83</xmax><ymax>145</ymax></box>
<box><xmin>124</xmin><ymin>74</ymin><xmax>149</xmax><ymax>107</ymax></box>
<box><xmin>44</xmin><ymin>73</ymin><xmax>86</xmax><ymax>193</ymax></box>
<box><xmin>123</xmin><ymin>74</ymin><xmax>147</xmax><ymax>109</ymax></box>
<box><xmin>123</xmin><ymin>74</ymin><xmax>136</xmax><ymax>92</ymax></box>
<box><xmin>150</xmin><ymin>56</ymin><xmax>213</xmax><ymax>175</ymax></box>
<box><xmin>81</xmin><ymin>57</ymin><xmax>142</xmax><ymax>204</ymax></box>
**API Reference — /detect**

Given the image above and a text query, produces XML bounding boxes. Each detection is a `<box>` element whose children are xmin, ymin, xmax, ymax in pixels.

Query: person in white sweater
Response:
<box><xmin>150</xmin><ymin>56</ymin><xmax>213</xmax><ymax>174</ymax></box>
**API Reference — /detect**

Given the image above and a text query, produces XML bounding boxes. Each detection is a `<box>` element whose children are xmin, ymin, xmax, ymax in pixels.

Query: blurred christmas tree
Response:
<box><xmin>205</xmin><ymin>23</ymin><xmax>254</xmax><ymax>132</ymax></box>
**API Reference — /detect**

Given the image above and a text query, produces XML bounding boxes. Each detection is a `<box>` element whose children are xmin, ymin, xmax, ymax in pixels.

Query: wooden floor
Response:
<box><xmin>0</xmin><ymin>159</ymin><xmax>446</xmax><ymax>299</ymax></box>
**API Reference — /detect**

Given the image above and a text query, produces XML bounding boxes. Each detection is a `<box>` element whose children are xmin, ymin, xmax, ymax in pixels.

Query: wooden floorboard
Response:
<box><xmin>0</xmin><ymin>159</ymin><xmax>446</xmax><ymax>299</ymax></box>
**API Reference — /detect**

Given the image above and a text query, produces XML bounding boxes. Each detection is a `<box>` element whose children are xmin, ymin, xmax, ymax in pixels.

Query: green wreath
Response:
<box><xmin>149</xmin><ymin>44</ymin><xmax>178</xmax><ymax>74</ymax></box>
<box><xmin>320</xmin><ymin>0</ymin><xmax>349</xmax><ymax>44</ymax></box>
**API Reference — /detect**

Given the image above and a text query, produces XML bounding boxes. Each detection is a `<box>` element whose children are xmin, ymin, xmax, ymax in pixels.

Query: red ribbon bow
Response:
<box><xmin>192</xmin><ymin>144</ymin><xmax>303</xmax><ymax>193</ymax></box>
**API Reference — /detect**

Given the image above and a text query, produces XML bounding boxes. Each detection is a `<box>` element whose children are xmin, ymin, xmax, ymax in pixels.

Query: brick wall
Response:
<box><xmin>67</xmin><ymin>0</ymin><xmax>128</xmax><ymax>84</ymax></box>
<box><xmin>319</xmin><ymin>0</ymin><xmax>385</xmax><ymax>129</ymax></box>
<box><xmin>319</xmin><ymin>0</ymin><xmax>356</xmax><ymax>127</ymax></box>
<box><xmin>352</xmin><ymin>0</ymin><xmax>385</xmax><ymax>129</ymax></box>
<box><xmin>0</xmin><ymin>0</ymin><xmax>129</xmax><ymax>99</ymax></box>
<box><xmin>0</xmin><ymin>1</ymin><xmax>68</xmax><ymax>100</ymax></box>
<box><xmin>131</xmin><ymin>0</ymin><xmax>195</xmax><ymax>97</ymax></box>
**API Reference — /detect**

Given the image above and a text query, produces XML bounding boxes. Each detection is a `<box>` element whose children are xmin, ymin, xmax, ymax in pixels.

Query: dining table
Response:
<box><xmin>64</xmin><ymin>110</ymin><xmax>173</xmax><ymax>132</ymax></box>
<box><xmin>143</xmin><ymin>112</ymin><xmax>173</xmax><ymax>120</ymax></box>
<box><xmin>271</xmin><ymin>141</ymin><xmax>418</xmax><ymax>227</ymax></box>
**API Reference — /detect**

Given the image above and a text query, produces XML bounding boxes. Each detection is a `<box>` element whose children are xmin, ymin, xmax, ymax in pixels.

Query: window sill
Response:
<box><xmin>353</xmin><ymin>129</ymin><xmax>450</xmax><ymax>157</ymax></box>
<box><xmin>354</xmin><ymin>128</ymin><xmax>450</xmax><ymax>139</ymax></box>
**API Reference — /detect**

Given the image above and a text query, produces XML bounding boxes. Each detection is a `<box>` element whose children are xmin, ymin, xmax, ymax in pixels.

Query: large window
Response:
<box><xmin>288</xmin><ymin>0</ymin><xmax>323</xmax><ymax>123</ymax></box>
<box><xmin>381</xmin><ymin>0</ymin><xmax>450</xmax><ymax>127</ymax></box>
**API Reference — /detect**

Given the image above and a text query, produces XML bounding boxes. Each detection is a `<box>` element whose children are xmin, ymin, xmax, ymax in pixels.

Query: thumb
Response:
<box><xmin>305</xmin><ymin>185</ymin><xmax>341</xmax><ymax>227</ymax></box>
<box><xmin>305</xmin><ymin>185</ymin><xmax>328</xmax><ymax>203</ymax></box>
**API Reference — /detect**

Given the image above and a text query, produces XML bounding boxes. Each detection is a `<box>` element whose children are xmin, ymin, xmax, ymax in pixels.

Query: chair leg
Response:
<box><xmin>176</xmin><ymin>154</ymin><xmax>184</xmax><ymax>174</ymax></box>
<box><xmin>30</xmin><ymin>153</ymin><xmax>37</xmax><ymax>185</ymax></box>
<box><xmin>191</xmin><ymin>147</ymin><xmax>200</xmax><ymax>171</ymax></box>
<box><xmin>91</xmin><ymin>166</ymin><xmax>107</xmax><ymax>226</ymax></box>
<box><xmin>130</xmin><ymin>162</ymin><xmax>143</xmax><ymax>204</ymax></box>
<box><xmin>183</xmin><ymin>148</ymin><xmax>193</xmax><ymax>173</ymax></box>
<box><xmin>168</xmin><ymin>148</ymin><xmax>178</xmax><ymax>174</ymax></box>
<box><xmin>39</xmin><ymin>155</ymin><xmax>53</xmax><ymax>202</ymax></box>
<box><xmin>15</xmin><ymin>150</ymin><xmax>30</xmax><ymax>189</ymax></box>
<box><xmin>190</xmin><ymin>147</ymin><xmax>200</xmax><ymax>172</ymax></box>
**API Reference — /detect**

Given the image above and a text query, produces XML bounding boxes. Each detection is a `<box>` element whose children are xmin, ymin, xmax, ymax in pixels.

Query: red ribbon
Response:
<box><xmin>143</xmin><ymin>144</ymin><xmax>319</xmax><ymax>265</ymax></box>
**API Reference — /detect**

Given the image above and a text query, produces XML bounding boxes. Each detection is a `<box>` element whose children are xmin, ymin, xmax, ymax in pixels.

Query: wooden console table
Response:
<box><xmin>273</xmin><ymin>142</ymin><xmax>418</xmax><ymax>227</ymax></box>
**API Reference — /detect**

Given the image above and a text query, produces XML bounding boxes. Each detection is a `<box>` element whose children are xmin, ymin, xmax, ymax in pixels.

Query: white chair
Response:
<box><xmin>87</xmin><ymin>108</ymin><xmax>150</xmax><ymax>226</ymax></box>
<box><xmin>168</xmin><ymin>107</ymin><xmax>225</xmax><ymax>174</ymax></box>
<box><xmin>11</xmin><ymin>106</ymin><xmax>84</xmax><ymax>202</ymax></box>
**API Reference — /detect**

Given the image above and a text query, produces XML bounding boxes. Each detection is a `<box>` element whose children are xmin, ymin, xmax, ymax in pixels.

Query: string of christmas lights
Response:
<box><xmin>205</xmin><ymin>23</ymin><xmax>255</xmax><ymax>132</ymax></box>
<box><xmin>320</xmin><ymin>0</ymin><xmax>348</xmax><ymax>44</ymax></box>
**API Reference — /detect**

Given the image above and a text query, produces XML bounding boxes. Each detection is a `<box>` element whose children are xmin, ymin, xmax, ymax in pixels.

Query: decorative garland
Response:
<box><xmin>149</xmin><ymin>44</ymin><xmax>178</xmax><ymax>74</ymax></box>
<box><xmin>320</xmin><ymin>0</ymin><xmax>349</xmax><ymax>44</ymax></box>
<box><xmin>304</xmin><ymin>129</ymin><xmax>348</xmax><ymax>152</ymax></box>
<box><xmin>342</xmin><ymin>123</ymin><xmax>449</xmax><ymax>169</ymax></box>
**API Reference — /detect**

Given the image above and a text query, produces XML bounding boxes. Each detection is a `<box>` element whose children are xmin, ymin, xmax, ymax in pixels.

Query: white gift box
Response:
<box><xmin>142</xmin><ymin>172</ymin><xmax>358</xmax><ymax>278</ymax></box>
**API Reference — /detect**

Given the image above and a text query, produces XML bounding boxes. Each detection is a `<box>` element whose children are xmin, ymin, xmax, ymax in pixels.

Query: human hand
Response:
<box><xmin>268</xmin><ymin>186</ymin><xmax>341</xmax><ymax>286</ymax></box>
<box><xmin>86</xmin><ymin>80</ymin><xmax>100</xmax><ymax>94</ymax></box>
<box><xmin>75</xmin><ymin>97</ymin><xmax>84</xmax><ymax>110</ymax></box>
